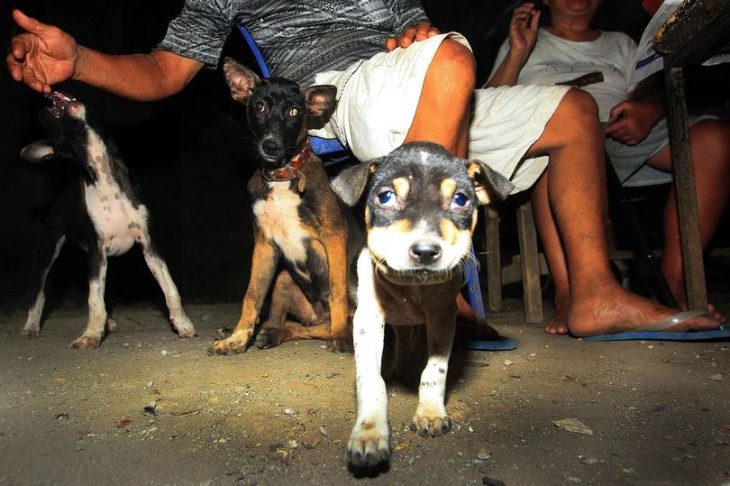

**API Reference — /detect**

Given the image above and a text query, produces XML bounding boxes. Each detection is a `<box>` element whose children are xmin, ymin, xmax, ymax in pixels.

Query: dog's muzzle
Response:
<box><xmin>45</xmin><ymin>91</ymin><xmax>77</xmax><ymax>119</ymax></box>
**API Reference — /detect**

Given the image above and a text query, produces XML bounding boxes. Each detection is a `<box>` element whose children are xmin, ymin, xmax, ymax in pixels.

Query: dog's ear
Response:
<box><xmin>466</xmin><ymin>160</ymin><xmax>514</xmax><ymax>205</ymax></box>
<box><xmin>330</xmin><ymin>158</ymin><xmax>380</xmax><ymax>207</ymax></box>
<box><xmin>222</xmin><ymin>57</ymin><xmax>260</xmax><ymax>103</ymax></box>
<box><xmin>302</xmin><ymin>85</ymin><xmax>337</xmax><ymax>130</ymax></box>
<box><xmin>20</xmin><ymin>140</ymin><xmax>56</xmax><ymax>163</ymax></box>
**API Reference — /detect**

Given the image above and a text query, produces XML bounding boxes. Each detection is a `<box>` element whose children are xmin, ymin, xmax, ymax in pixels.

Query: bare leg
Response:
<box><xmin>530</xmin><ymin>173</ymin><xmax>571</xmax><ymax>334</ymax></box>
<box><xmin>645</xmin><ymin>119</ymin><xmax>730</xmax><ymax>317</ymax></box>
<box><xmin>528</xmin><ymin>89</ymin><xmax>722</xmax><ymax>335</ymax></box>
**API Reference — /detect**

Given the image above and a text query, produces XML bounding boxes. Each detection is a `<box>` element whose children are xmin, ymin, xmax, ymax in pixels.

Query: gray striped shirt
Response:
<box><xmin>157</xmin><ymin>0</ymin><xmax>430</xmax><ymax>84</ymax></box>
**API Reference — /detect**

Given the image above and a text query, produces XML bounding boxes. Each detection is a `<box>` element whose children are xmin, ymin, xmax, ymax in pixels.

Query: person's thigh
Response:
<box><xmin>309</xmin><ymin>33</ymin><xmax>470</xmax><ymax>162</ymax></box>
<box><xmin>468</xmin><ymin>84</ymin><xmax>570</xmax><ymax>194</ymax></box>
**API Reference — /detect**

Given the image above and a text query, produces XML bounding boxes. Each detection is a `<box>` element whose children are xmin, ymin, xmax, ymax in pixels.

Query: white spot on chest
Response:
<box><xmin>252</xmin><ymin>182</ymin><xmax>309</xmax><ymax>264</ymax></box>
<box><xmin>84</xmin><ymin>131</ymin><xmax>148</xmax><ymax>256</ymax></box>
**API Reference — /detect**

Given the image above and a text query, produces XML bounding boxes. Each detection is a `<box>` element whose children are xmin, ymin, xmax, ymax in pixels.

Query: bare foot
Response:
<box><xmin>567</xmin><ymin>283</ymin><xmax>723</xmax><ymax>337</ymax></box>
<box><xmin>707</xmin><ymin>303</ymin><xmax>726</xmax><ymax>323</ymax></box>
<box><xmin>544</xmin><ymin>295</ymin><xmax>570</xmax><ymax>335</ymax></box>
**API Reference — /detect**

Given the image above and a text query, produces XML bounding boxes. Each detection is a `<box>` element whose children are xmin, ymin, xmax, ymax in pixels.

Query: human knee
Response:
<box><xmin>430</xmin><ymin>39</ymin><xmax>476</xmax><ymax>91</ymax></box>
<box><xmin>544</xmin><ymin>88</ymin><xmax>602</xmax><ymax>148</ymax></box>
<box><xmin>564</xmin><ymin>89</ymin><xmax>600</xmax><ymax>126</ymax></box>
<box><xmin>691</xmin><ymin>120</ymin><xmax>730</xmax><ymax>169</ymax></box>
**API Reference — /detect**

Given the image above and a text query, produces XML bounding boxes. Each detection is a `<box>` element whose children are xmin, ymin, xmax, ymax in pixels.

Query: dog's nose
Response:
<box><xmin>261</xmin><ymin>140</ymin><xmax>282</xmax><ymax>157</ymax></box>
<box><xmin>409</xmin><ymin>242</ymin><xmax>442</xmax><ymax>265</ymax></box>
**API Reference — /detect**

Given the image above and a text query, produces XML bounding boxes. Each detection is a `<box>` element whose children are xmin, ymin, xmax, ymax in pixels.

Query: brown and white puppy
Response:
<box><xmin>331</xmin><ymin>142</ymin><xmax>513</xmax><ymax>468</ymax></box>
<box><xmin>208</xmin><ymin>58</ymin><xmax>360</xmax><ymax>355</ymax></box>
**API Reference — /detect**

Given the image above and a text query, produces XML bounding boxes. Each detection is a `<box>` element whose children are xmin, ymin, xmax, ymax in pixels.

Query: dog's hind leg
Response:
<box><xmin>22</xmin><ymin>232</ymin><xmax>67</xmax><ymax>338</ymax></box>
<box><xmin>69</xmin><ymin>249</ymin><xmax>108</xmax><ymax>349</ymax></box>
<box><xmin>386</xmin><ymin>326</ymin><xmax>425</xmax><ymax>384</ymax></box>
<box><xmin>256</xmin><ymin>270</ymin><xmax>320</xmax><ymax>349</ymax></box>
<box><xmin>141</xmin><ymin>243</ymin><xmax>196</xmax><ymax>338</ymax></box>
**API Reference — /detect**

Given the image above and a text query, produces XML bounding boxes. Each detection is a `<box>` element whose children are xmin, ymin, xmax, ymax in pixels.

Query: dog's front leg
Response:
<box><xmin>141</xmin><ymin>243</ymin><xmax>196</xmax><ymax>338</ymax></box>
<box><xmin>322</xmin><ymin>227</ymin><xmax>351</xmax><ymax>353</ymax></box>
<box><xmin>347</xmin><ymin>250</ymin><xmax>390</xmax><ymax>468</ymax></box>
<box><xmin>411</xmin><ymin>292</ymin><xmax>457</xmax><ymax>437</ymax></box>
<box><xmin>208</xmin><ymin>234</ymin><xmax>279</xmax><ymax>355</ymax></box>
<box><xmin>69</xmin><ymin>248</ymin><xmax>108</xmax><ymax>349</ymax></box>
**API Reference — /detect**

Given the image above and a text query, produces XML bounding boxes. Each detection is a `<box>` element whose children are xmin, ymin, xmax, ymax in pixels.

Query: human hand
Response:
<box><xmin>6</xmin><ymin>9</ymin><xmax>80</xmax><ymax>94</ymax></box>
<box><xmin>385</xmin><ymin>21</ymin><xmax>440</xmax><ymax>51</ymax></box>
<box><xmin>508</xmin><ymin>2</ymin><xmax>540</xmax><ymax>59</ymax></box>
<box><xmin>605</xmin><ymin>100</ymin><xmax>664</xmax><ymax>146</ymax></box>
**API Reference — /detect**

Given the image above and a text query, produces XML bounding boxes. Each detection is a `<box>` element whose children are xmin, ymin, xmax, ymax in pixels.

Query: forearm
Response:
<box><xmin>627</xmin><ymin>74</ymin><xmax>666</xmax><ymax>121</ymax></box>
<box><xmin>75</xmin><ymin>47</ymin><xmax>203</xmax><ymax>101</ymax></box>
<box><xmin>485</xmin><ymin>51</ymin><xmax>525</xmax><ymax>88</ymax></box>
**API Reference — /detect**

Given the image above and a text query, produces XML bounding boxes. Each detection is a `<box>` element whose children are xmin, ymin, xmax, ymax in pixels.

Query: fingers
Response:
<box><xmin>387</xmin><ymin>22</ymin><xmax>439</xmax><ymax>50</ymax></box>
<box><xmin>413</xmin><ymin>22</ymin><xmax>439</xmax><ymax>42</ymax></box>
<box><xmin>529</xmin><ymin>9</ymin><xmax>541</xmax><ymax>30</ymax></box>
<box><xmin>608</xmin><ymin>102</ymin><xmax>628</xmax><ymax>125</ymax></box>
<box><xmin>12</xmin><ymin>9</ymin><xmax>48</xmax><ymax>36</ymax></box>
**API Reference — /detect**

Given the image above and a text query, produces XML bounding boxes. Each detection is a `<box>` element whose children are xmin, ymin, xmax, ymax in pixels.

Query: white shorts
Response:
<box><xmin>309</xmin><ymin>33</ymin><xmax>570</xmax><ymax>194</ymax></box>
<box><xmin>606</xmin><ymin>115</ymin><xmax>715</xmax><ymax>187</ymax></box>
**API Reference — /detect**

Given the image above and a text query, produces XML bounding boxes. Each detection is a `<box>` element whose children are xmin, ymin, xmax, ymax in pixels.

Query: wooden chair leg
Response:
<box><xmin>483</xmin><ymin>206</ymin><xmax>502</xmax><ymax>312</ymax></box>
<box><xmin>516</xmin><ymin>200</ymin><xmax>544</xmax><ymax>323</ymax></box>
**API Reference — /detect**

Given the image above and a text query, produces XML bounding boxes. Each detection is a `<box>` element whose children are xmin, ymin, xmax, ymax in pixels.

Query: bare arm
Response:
<box><xmin>7</xmin><ymin>9</ymin><xmax>204</xmax><ymax>101</ymax></box>
<box><xmin>485</xmin><ymin>2</ymin><xmax>540</xmax><ymax>88</ymax></box>
<box><xmin>74</xmin><ymin>48</ymin><xmax>204</xmax><ymax>101</ymax></box>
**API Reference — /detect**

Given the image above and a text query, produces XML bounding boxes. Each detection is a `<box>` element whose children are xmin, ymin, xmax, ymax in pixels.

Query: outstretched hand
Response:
<box><xmin>385</xmin><ymin>21</ymin><xmax>440</xmax><ymax>51</ymax></box>
<box><xmin>6</xmin><ymin>9</ymin><xmax>79</xmax><ymax>94</ymax></box>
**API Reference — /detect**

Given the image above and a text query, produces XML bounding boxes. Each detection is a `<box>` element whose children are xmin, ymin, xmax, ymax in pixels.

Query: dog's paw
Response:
<box><xmin>410</xmin><ymin>411</ymin><xmax>452</xmax><ymax>438</ymax></box>
<box><xmin>207</xmin><ymin>331</ymin><xmax>252</xmax><ymax>356</ymax></box>
<box><xmin>171</xmin><ymin>315</ymin><xmax>196</xmax><ymax>338</ymax></box>
<box><xmin>347</xmin><ymin>419</ymin><xmax>391</xmax><ymax>468</ymax></box>
<box><xmin>21</xmin><ymin>328</ymin><xmax>40</xmax><ymax>338</ymax></box>
<box><xmin>106</xmin><ymin>318</ymin><xmax>119</xmax><ymax>333</ymax></box>
<box><xmin>255</xmin><ymin>328</ymin><xmax>283</xmax><ymax>349</ymax></box>
<box><xmin>68</xmin><ymin>335</ymin><xmax>101</xmax><ymax>349</ymax></box>
<box><xmin>326</xmin><ymin>337</ymin><xmax>353</xmax><ymax>353</ymax></box>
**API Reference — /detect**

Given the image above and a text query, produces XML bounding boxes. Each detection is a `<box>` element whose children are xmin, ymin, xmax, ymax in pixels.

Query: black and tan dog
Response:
<box><xmin>209</xmin><ymin>58</ymin><xmax>359</xmax><ymax>355</ymax></box>
<box><xmin>331</xmin><ymin>142</ymin><xmax>513</xmax><ymax>468</ymax></box>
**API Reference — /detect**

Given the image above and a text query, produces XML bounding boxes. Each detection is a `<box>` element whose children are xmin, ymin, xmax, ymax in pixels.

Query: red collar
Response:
<box><xmin>262</xmin><ymin>141</ymin><xmax>311</xmax><ymax>191</ymax></box>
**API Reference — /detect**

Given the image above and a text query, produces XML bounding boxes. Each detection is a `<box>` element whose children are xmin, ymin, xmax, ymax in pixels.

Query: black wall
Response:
<box><xmin>1</xmin><ymin>1</ymin><xmax>728</xmax><ymax>310</ymax></box>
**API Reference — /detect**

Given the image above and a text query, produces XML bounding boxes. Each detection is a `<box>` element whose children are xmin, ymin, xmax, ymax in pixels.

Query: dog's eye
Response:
<box><xmin>377</xmin><ymin>189</ymin><xmax>397</xmax><ymax>207</ymax></box>
<box><xmin>452</xmin><ymin>192</ymin><xmax>470</xmax><ymax>208</ymax></box>
<box><xmin>254</xmin><ymin>101</ymin><xmax>265</xmax><ymax>112</ymax></box>
<box><xmin>289</xmin><ymin>108</ymin><xmax>300</xmax><ymax>117</ymax></box>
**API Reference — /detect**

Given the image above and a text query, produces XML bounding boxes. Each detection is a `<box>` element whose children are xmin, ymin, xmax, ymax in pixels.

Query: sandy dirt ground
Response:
<box><xmin>0</xmin><ymin>298</ymin><xmax>728</xmax><ymax>486</ymax></box>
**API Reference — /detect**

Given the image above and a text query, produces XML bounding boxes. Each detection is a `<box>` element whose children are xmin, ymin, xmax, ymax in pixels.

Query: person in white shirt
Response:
<box><xmin>488</xmin><ymin>0</ymin><xmax>729</xmax><ymax>334</ymax></box>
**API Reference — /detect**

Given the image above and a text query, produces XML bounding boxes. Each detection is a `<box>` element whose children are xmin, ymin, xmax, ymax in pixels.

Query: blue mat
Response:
<box><xmin>584</xmin><ymin>325</ymin><xmax>730</xmax><ymax>342</ymax></box>
<box><xmin>457</xmin><ymin>336</ymin><xmax>518</xmax><ymax>350</ymax></box>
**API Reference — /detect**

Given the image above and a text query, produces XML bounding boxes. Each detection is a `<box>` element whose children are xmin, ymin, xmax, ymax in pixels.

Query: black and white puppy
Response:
<box><xmin>331</xmin><ymin>142</ymin><xmax>513</xmax><ymax>468</ymax></box>
<box><xmin>20</xmin><ymin>92</ymin><xmax>196</xmax><ymax>348</ymax></box>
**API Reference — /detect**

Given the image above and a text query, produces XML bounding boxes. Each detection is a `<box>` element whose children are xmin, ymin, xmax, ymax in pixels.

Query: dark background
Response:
<box><xmin>1</xmin><ymin>1</ymin><xmax>728</xmax><ymax>311</ymax></box>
